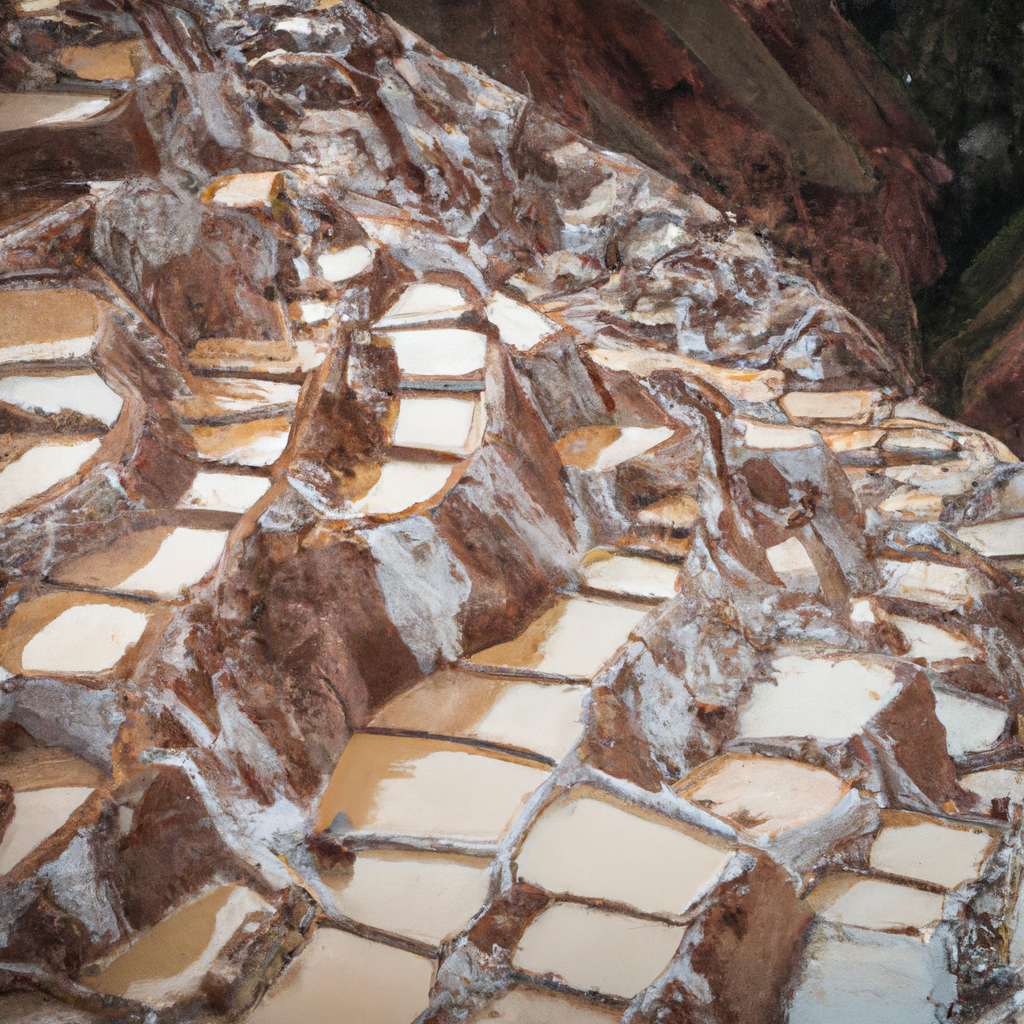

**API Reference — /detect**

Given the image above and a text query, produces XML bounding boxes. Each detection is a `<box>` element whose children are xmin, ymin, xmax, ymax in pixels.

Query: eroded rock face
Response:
<box><xmin>369</xmin><ymin>0</ymin><xmax>948</xmax><ymax>368</ymax></box>
<box><xmin>0</xmin><ymin>1</ymin><xmax>1023</xmax><ymax>1022</ymax></box>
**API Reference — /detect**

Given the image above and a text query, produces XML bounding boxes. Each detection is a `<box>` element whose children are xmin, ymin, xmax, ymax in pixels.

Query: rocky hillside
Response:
<box><xmin>0</xmin><ymin>1</ymin><xmax>1024</xmax><ymax>1022</ymax></box>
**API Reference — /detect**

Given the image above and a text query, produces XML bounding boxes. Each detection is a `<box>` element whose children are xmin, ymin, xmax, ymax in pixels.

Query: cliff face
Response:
<box><xmin>840</xmin><ymin>0</ymin><xmax>1024</xmax><ymax>455</ymax></box>
<box><xmin>1</xmin><ymin>1</ymin><xmax>1024</xmax><ymax>1022</ymax></box>
<box><xmin>368</xmin><ymin>0</ymin><xmax>950</xmax><ymax>370</ymax></box>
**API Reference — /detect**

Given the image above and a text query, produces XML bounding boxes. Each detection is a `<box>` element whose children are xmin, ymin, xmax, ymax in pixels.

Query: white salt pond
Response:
<box><xmin>957</xmin><ymin>517</ymin><xmax>1024</xmax><ymax>558</ymax></box>
<box><xmin>881</xmin><ymin>427</ymin><xmax>958</xmax><ymax>453</ymax></box>
<box><xmin>581</xmin><ymin>550</ymin><xmax>679</xmax><ymax>600</ymax></box>
<box><xmin>376</xmin><ymin>283</ymin><xmax>472</xmax><ymax>326</ymax></box>
<box><xmin>20</xmin><ymin>603</ymin><xmax>149</xmax><ymax>675</ymax></box>
<box><xmin>811</xmin><ymin>876</ymin><xmax>945</xmax><ymax>933</ymax></box>
<box><xmin>316</xmin><ymin>735</ymin><xmax>550</xmax><ymax>843</ymax></box>
<box><xmin>485</xmin><ymin>292</ymin><xmax>558</xmax><ymax>352</ymax></box>
<box><xmin>177</xmin><ymin>471</ymin><xmax>271</xmax><ymax>513</ymax></box>
<box><xmin>370</xmin><ymin>672</ymin><xmax>587</xmax><ymax>763</ymax></box>
<box><xmin>962</xmin><ymin>767</ymin><xmax>1024</xmax><ymax>808</ymax></box>
<box><xmin>516</xmin><ymin>794</ymin><xmax>731</xmax><ymax>916</ymax></box>
<box><xmin>514</xmin><ymin>902</ymin><xmax>685</xmax><ymax>999</ymax></box>
<box><xmin>637</xmin><ymin>494</ymin><xmax>700</xmax><ymax>532</ymax></box>
<box><xmin>0</xmin><ymin>786</ymin><xmax>93</xmax><ymax>875</ymax></box>
<box><xmin>325</xmin><ymin>850</ymin><xmax>490</xmax><ymax>946</ymax></box>
<box><xmin>117</xmin><ymin>528</ymin><xmax>229</xmax><ymax>597</ymax></box>
<box><xmin>203</xmin><ymin>171</ymin><xmax>283</xmax><ymax>209</ymax></box>
<box><xmin>391</xmin><ymin>395</ymin><xmax>485</xmax><ymax>456</ymax></box>
<box><xmin>931</xmin><ymin>689</ymin><xmax>1007</xmax><ymax>759</ymax></box>
<box><xmin>765</xmin><ymin>537</ymin><xmax>818</xmax><ymax>578</ymax></box>
<box><xmin>0</xmin><ymin>372</ymin><xmax>123</xmax><ymax>426</ymax></box>
<box><xmin>470</xmin><ymin>596</ymin><xmax>648</xmax><ymax>679</ymax></box>
<box><xmin>736</xmin><ymin>656</ymin><xmax>897</xmax><ymax>740</ymax></box>
<box><xmin>679</xmin><ymin>755</ymin><xmax>847</xmax><ymax>838</ymax></box>
<box><xmin>869</xmin><ymin>818</ymin><xmax>994</xmax><ymax>889</ymax></box>
<box><xmin>299</xmin><ymin>301</ymin><xmax>333</xmax><ymax>325</ymax></box>
<box><xmin>738</xmin><ymin>419</ymin><xmax>818</xmax><ymax>450</ymax></box>
<box><xmin>350</xmin><ymin>460</ymin><xmax>459</xmax><ymax>515</ymax></box>
<box><xmin>0</xmin><ymin>438</ymin><xmax>101</xmax><ymax>513</ymax></box>
<box><xmin>883</xmin><ymin>560</ymin><xmax>991</xmax><ymax>612</ymax></box>
<box><xmin>587</xmin><ymin>347</ymin><xmax>783</xmax><ymax>404</ymax></box>
<box><xmin>556</xmin><ymin>425</ymin><xmax>675</xmax><ymax>472</ymax></box>
<box><xmin>318</xmin><ymin>245</ymin><xmax>373</xmax><ymax>282</ymax></box>
<box><xmin>779</xmin><ymin>390</ymin><xmax>876</xmax><ymax>424</ymax></box>
<box><xmin>246</xmin><ymin>928</ymin><xmax>434</xmax><ymax>1024</ymax></box>
<box><xmin>887</xmin><ymin>616</ymin><xmax>979</xmax><ymax>663</ymax></box>
<box><xmin>85</xmin><ymin>885</ymin><xmax>272</xmax><ymax>1006</ymax></box>
<box><xmin>382</xmin><ymin>327</ymin><xmax>488</xmax><ymax>378</ymax></box>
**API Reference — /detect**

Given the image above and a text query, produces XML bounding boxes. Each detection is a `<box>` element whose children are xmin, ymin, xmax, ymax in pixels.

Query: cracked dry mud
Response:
<box><xmin>3</xmin><ymin>1</ymin><xmax>1024</xmax><ymax>1022</ymax></box>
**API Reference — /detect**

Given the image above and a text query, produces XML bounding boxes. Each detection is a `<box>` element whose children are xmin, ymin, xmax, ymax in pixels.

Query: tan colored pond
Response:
<box><xmin>0</xmin><ymin>786</ymin><xmax>93</xmax><ymax>875</ymax></box>
<box><xmin>370</xmin><ymin>670</ymin><xmax>587</xmax><ymax>762</ymax></box>
<box><xmin>245</xmin><ymin>928</ymin><xmax>435</xmax><ymax>1024</ymax></box>
<box><xmin>516</xmin><ymin>792</ymin><xmax>732</xmax><ymax>916</ymax></box>
<box><xmin>316</xmin><ymin>734</ymin><xmax>550</xmax><ymax>843</ymax></box>
<box><xmin>514</xmin><ymin>902</ymin><xmax>685</xmax><ymax>998</ymax></box>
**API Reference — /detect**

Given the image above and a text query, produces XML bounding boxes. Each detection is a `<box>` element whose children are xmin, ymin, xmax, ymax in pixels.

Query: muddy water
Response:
<box><xmin>0</xmin><ymin>93</ymin><xmax>111</xmax><ymax>132</ymax></box>
<box><xmin>245</xmin><ymin>928</ymin><xmax>435</xmax><ymax>1024</ymax></box>
<box><xmin>325</xmin><ymin>850</ymin><xmax>490</xmax><ymax>945</ymax></box>
<box><xmin>189</xmin><ymin>419</ymin><xmax>292</xmax><ymax>467</ymax></box>
<box><xmin>0</xmin><ymin>747</ymin><xmax>106</xmax><ymax>792</ymax></box>
<box><xmin>516</xmin><ymin>792</ymin><xmax>732</xmax><ymax>916</ymax></box>
<box><xmin>466</xmin><ymin>986</ymin><xmax>623</xmax><ymax>1023</ymax></box>
<box><xmin>514</xmin><ymin>902</ymin><xmax>685</xmax><ymax>998</ymax></box>
<box><xmin>56</xmin><ymin>40</ymin><xmax>143</xmax><ymax>80</ymax></box>
<box><xmin>52</xmin><ymin>527</ymin><xmax>173</xmax><ymax>590</ymax></box>
<box><xmin>370</xmin><ymin>671</ymin><xmax>587</xmax><ymax>762</ymax></box>
<box><xmin>556</xmin><ymin>425</ymin><xmax>674</xmax><ymax>472</ymax></box>
<box><xmin>0</xmin><ymin>787</ymin><xmax>93</xmax><ymax>874</ymax></box>
<box><xmin>779</xmin><ymin>390</ymin><xmax>876</xmax><ymax>424</ymax></box>
<box><xmin>316</xmin><ymin>734</ymin><xmax>550</xmax><ymax>842</ymax></box>
<box><xmin>117</xmin><ymin>527</ymin><xmax>229</xmax><ymax>597</ymax></box>
<box><xmin>86</xmin><ymin>885</ymin><xmax>271</xmax><ymax>1005</ymax></box>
